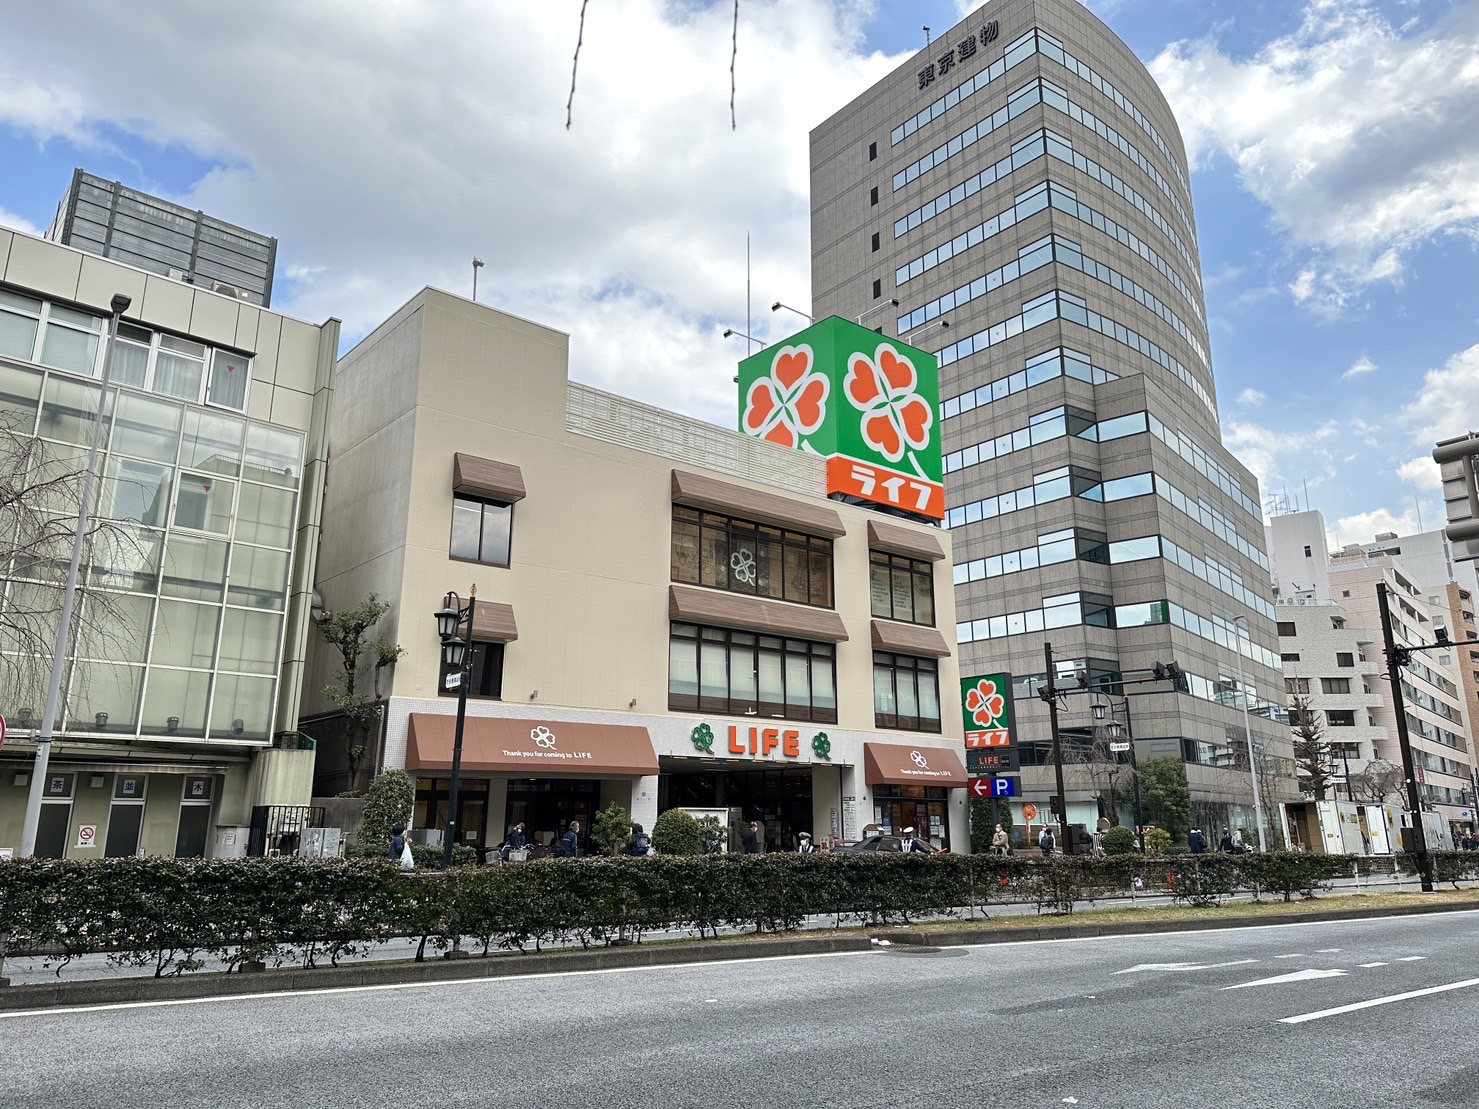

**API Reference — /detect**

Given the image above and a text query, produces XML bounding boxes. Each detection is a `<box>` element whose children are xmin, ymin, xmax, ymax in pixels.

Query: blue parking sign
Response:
<box><xmin>992</xmin><ymin>776</ymin><xmax>1017</xmax><ymax>797</ymax></box>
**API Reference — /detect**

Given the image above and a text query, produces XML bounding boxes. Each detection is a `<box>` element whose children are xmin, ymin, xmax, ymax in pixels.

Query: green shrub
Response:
<box><xmin>592</xmin><ymin>803</ymin><xmax>635</xmax><ymax>857</ymax></box>
<box><xmin>1144</xmin><ymin>828</ymin><xmax>1172</xmax><ymax>857</ymax></box>
<box><xmin>351</xmin><ymin>769</ymin><xmax>415</xmax><ymax>857</ymax></box>
<box><xmin>1101</xmin><ymin>826</ymin><xmax>1136</xmax><ymax>855</ymax></box>
<box><xmin>695</xmin><ymin>815</ymin><xmax>727</xmax><ymax>854</ymax></box>
<box><xmin>652</xmin><ymin>808</ymin><xmax>703</xmax><ymax>855</ymax></box>
<box><xmin>408</xmin><ymin>843</ymin><xmax>479</xmax><ymax>870</ymax></box>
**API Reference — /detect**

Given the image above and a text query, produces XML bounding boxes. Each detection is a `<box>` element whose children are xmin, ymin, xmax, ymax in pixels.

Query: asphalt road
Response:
<box><xmin>4</xmin><ymin>911</ymin><xmax>1478</xmax><ymax>1108</ymax></box>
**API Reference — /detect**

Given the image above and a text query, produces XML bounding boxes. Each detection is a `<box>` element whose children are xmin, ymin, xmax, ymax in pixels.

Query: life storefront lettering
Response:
<box><xmin>728</xmin><ymin>725</ymin><xmax>802</xmax><ymax>759</ymax></box>
<box><xmin>826</xmin><ymin>456</ymin><xmax>945</xmax><ymax>519</ymax></box>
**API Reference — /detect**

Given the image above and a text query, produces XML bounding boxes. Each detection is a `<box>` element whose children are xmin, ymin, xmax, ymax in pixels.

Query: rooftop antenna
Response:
<box><xmin>1303</xmin><ymin>476</ymin><xmax>1310</xmax><ymax>513</ymax></box>
<box><xmin>471</xmin><ymin>257</ymin><xmax>484</xmax><ymax>302</ymax></box>
<box><xmin>746</xmin><ymin>234</ymin><xmax>752</xmax><ymax>356</ymax></box>
<box><xmin>923</xmin><ymin>25</ymin><xmax>932</xmax><ymax>47</ymax></box>
<box><xmin>1416</xmin><ymin>496</ymin><xmax>1424</xmax><ymax>532</ymax></box>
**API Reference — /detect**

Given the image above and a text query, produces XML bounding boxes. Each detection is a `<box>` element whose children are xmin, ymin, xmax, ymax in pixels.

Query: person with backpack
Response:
<box><xmin>629</xmin><ymin>822</ymin><xmax>651</xmax><ymax>856</ymax></box>
<box><xmin>1039</xmin><ymin>826</ymin><xmax>1056</xmax><ymax>857</ymax></box>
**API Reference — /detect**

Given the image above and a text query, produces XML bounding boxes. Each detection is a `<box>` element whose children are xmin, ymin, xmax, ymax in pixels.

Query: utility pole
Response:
<box><xmin>1041</xmin><ymin>643</ymin><xmax>1073</xmax><ymax>855</ymax></box>
<box><xmin>1378</xmin><ymin>582</ymin><xmax>1433</xmax><ymax>892</ymax></box>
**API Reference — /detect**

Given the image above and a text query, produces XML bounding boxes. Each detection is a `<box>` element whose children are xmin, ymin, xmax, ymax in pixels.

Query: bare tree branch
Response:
<box><xmin>567</xmin><ymin>0</ymin><xmax>591</xmax><ymax>130</ymax></box>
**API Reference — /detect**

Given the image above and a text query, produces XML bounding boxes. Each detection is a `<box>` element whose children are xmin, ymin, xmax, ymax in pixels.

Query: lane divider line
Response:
<box><xmin>1280</xmin><ymin>978</ymin><xmax>1479</xmax><ymax>1024</ymax></box>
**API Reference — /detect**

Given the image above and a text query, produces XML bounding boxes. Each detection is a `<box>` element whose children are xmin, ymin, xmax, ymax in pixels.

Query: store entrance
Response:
<box><xmin>415</xmin><ymin>777</ymin><xmax>490</xmax><ymax>854</ymax></box>
<box><xmin>662</xmin><ymin>765</ymin><xmax>813</xmax><ymax>851</ymax></box>
<box><xmin>872</xmin><ymin>786</ymin><xmax>950</xmax><ymax>850</ymax></box>
<box><xmin>505</xmin><ymin>779</ymin><xmax>601</xmax><ymax>855</ymax></box>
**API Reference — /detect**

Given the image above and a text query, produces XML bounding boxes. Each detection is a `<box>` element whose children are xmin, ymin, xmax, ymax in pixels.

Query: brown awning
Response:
<box><xmin>457</xmin><ymin>601</ymin><xmax>517</xmax><ymax>643</ymax></box>
<box><xmin>863</xmin><ymin>742</ymin><xmax>968</xmax><ymax>787</ymax></box>
<box><xmin>454</xmin><ymin>453</ymin><xmax>526</xmax><ymax>502</ymax></box>
<box><xmin>868</xmin><ymin>519</ymin><xmax>946</xmax><ymax>562</ymax></box>
<box><xmin>671</xmin><ymin>469</ymin><xmax>845</xmax><ymax>538</ymax></box>
<box><xmin>406</xmin><ymin>714</ymin><xmax>658</xmax><ymax>777</ymax></box>
<box><xmin>871</xmin><ymin>619</ymin><xmax>951</xmax><ymax>658</ymax></box>
<box><xmin>669</xmin><ymin>584</ymin><xmax>848</xmax><ymax>642</ymax></box>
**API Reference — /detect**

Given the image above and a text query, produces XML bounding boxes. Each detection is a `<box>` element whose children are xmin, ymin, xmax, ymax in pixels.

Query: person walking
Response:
<box><xmin>741</xmin><ymin>821</ymin><xmax>762</xmax><ymax>854</ymax></box>
<box><xmin>389</xmin><ymin>824</ymin><xmax>412</xmax><ymax>869</ymax></box>
<box><xmin>559</xmin><ymin>820</ymin><xmax>581</xmax><ymax>858</ymax></box>
<box><xmin>1230</xmin><ymin>829</ymin><xmax>1245</xmax><ymax>854</ymax></box>
<box><xmin>990</xmin><ymin>823</ymin><xmax>1010</xmax><ymax>856</ymax></box>
<box><xmin>501</xmin><ymin>822</ymin><xmax>527</xmax><ymax>862</ymax></box>
<box><xmin>1188</xmin><ymin>827</ymin><xmax>1207</xmax><ymax>855</ymax></box>
<box><xmin>1038</xmin><ymin>826</ymin><xmax>1056</xmax><ymax>857</ymax></box>
<box><xmin>1219</xmin><ymin>829</ymin><xmax>1235</xmax><ymax>853</ymax></box>
<box><xmin>899</xmin><ymin>826</ymin><xmax>931</xmax><ymax>855</ymax></box>
<box><xmin>629</xmin><ymin>822</ymin><xmax>651</xmax><ymax>856</ymax></box>
<box><xmin>797</xmin><ymin>831</ymin><xmax>819</xmax><ymax>854</ymax></box>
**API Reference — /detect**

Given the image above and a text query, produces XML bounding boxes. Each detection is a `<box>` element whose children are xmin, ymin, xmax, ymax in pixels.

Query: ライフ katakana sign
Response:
<box><xmin>737</xmin><ymin>316</ymin><xmax>944</xmax><ymax>519</ymax></box>
<box><xmin>962</xmin><ymin>673</ymin><xmax>1016</xmax><ymax>749</ymax></box>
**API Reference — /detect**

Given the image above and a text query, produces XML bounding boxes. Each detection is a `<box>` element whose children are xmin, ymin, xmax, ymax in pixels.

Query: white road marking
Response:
<box><xmin>1114</xmin><ymin>959</ymin><xmax>1256</xmax><ymax>975</ymax></box>
<box><xmin>1397</xmin><ymin>956</ymin><xmax>1427</xmax><ymax>962</ymax></box>
<box><xmin>1315</xmin><ymin>948</ymin><xmax>1341</xmax><ymax>953</ymax></box>
<box><xmin>1359</xmin><ymin>962</ymin><xmax>1388</xmax><ymax>968</ymax></box>
<box><xmin>1222</xmin><ymin>969</ymin><xmax>1348</xmax><ymax>991</ymax></box>
<box><xmin>1273</xmin><ymin>953</ymin><xmax>1305</xmax><ymax>959</ymax></box>
<box><xmin>1280</xmin><ymin>978</ymin><xmax>1479</xmax><ymax>1024</ymax></box>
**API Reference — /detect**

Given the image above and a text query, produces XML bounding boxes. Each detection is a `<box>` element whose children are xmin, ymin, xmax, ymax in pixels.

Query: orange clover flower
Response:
<box><xmin>843</xmin><ymin>345</ymin><xmax>933</xmax><ymax>463</ymax></box>
<box><xmin>965</xmin><ymin>678</ymin><xmax>1006</xmax><ymax>729</ymax></box>
<box><xmin>742</xmin><ymin>344</ymin><xmax>830</xmax><ymax>449</ymax></box>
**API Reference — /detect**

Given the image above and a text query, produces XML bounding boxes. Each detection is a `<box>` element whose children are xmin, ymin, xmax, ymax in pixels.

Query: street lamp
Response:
<box><xmin>856</xmin><ymin>299</ymin><xmax>899</xmax><ymax>328</ymax></box>
<box><xmin>1094</xmin><ymin>695</ymin><xmax>1144</xmax><ymax>853</ymax></box>
<box><xmin>432</xmin><ymin>586</ymin><xmax>477</xmax><ymax>868</ymax></box>
<box><xmin>18</xmin><ymin>292</ymin><xmax>132</xmax><ymax>857</ymax></box>
<box><xmin>1230</xmin><ymin>614</ymin><xmax>1268</xmax><ymax>852</ymax></box>
<box><xmin>771</xmin><ymin>301</ymin><xmax>814</xmax><ymax>324</ymax></box>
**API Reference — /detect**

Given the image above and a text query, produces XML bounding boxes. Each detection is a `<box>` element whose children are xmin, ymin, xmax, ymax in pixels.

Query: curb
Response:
<box><xmin>0</xmin><ymin>932</ymin><xmax>871</xmax><ymax>1013</ymax></box>
<box><xmin>872</xmin><ymin>897</ymin><xmax>1479</xmax><ymax>947</ymax></box>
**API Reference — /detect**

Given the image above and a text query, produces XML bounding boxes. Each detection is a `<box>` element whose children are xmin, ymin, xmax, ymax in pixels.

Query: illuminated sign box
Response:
<box><xmin>737</xmin><ymin>316</ymin><xmax>944</xmax><ymax>519</ymax></box>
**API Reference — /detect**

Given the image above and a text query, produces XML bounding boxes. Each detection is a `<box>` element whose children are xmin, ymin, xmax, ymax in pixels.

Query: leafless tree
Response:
<box><xmin>1069</xmin><ymin>728</ymin><xmax>1130</xmax><ymax>825</ymax></box>
<box><xmin>0</xmin><ymin>418</ymin><xmax>145</xmax><ymax>719</ymax></box>
<box><xmin>1349</xmin><ymin>758</ymin><xmax>1405</xmax><ymax>804</ymax></box>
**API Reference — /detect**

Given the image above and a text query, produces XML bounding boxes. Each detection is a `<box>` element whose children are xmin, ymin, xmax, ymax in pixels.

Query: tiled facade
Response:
<box><xmin>809</xmin><ymin>0</ymin><xmax>1287</xmax><ymax>833</ymax></box>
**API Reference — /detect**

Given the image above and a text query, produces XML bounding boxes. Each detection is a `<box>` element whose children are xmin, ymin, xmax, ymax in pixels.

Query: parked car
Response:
<box><xmin>833</xmin><ymin>834</ymin><xmax>945</xmax><ymax>854</ymax></box>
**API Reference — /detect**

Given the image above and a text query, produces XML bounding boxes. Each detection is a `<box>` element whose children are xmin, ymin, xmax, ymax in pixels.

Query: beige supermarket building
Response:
<box><xmin>303</xmin><ymin>289</ymin><xmax>969</xmax><ymax>853</ymax></box>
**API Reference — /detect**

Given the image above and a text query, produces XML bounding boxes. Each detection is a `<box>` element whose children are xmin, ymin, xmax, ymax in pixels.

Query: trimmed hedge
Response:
<box><xmin>2</xmin><ymin>850</ymin><xmax>1472</xmax><ymax>977</ymax></box>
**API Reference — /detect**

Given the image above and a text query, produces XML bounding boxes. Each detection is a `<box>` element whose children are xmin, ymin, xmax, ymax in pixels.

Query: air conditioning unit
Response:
<box><xmin>211</xmin><ymin>280</ymin><xmax>247</xmax><ymax>300</ymax></box>
<box><xmin>167</xmin><ymin>267</ymin><xmax>195</xmax><ymax>283</ymax></box>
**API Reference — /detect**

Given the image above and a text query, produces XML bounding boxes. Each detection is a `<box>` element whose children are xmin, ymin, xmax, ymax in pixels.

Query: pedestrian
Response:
<box><xmin>1219</xmin><ymin>830</ymin><xmax>1234</xmax><ymax>853</ymax></box>
<box><xmin>389</xmin><ymin>824</ymin><xmax>414</xmax><ymax>870</ymax></box>
<box><xmin>629</xmin><ymin>822</ymin><xmax>651</xmax><ymax>856</ymax></box>
<box><xmin>797</xmin><ymin>831</ymin><xmax>819</xmax><ymax>854</ymax></box>
<box><xmin>559</xmin><ymin>820</ymin><xmax>581</xmax><ymax>858</ymax></box>
<box><xmin>1231</xmin><ymin>829</ymin><xmax>1245</xmax><ymax>854</ymax></box>
<box><xmin>899</xmin><ymin>826</ymin><xmax>930</xmax><ymax>854</ymax></box>
<box><xmin>742</xmin><ymin>820</ymin><xmax>762</xmax><ymax>854</ymax></box>
<box><xmin>1188</xmin><ymin>827</ymin><xmax>1206</xmax><ymax>855</ymax></box>
<box><xmin>990</xmin><ymin>823</ymin><xmax>1010</xmax><ymax>856</ymax></box>
<box><xmin>501</xmin><ymin>821</ymin><xmax>527</xmax><ymax>862</ymax></box>
<box><xmin>1038</xmin><ymin>826</ymin><xmax>1055</xmax><ymax>857</ymax></box>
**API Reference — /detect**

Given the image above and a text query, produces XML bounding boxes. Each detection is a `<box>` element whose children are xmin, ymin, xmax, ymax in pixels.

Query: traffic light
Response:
<box><xmin>1165</xmin><ymin>661</ymin><xmax>1189</xmax><ymax>693</ymax></box>
<box><xmin>1435</xmin><ymin>626</ymin><xmax>1451</xmax><ymax>647</ymax></box>
<box><xmin>1152</xmin><ymin>662</ymin><xmax>1167</xmax><ymax>681</ymax></box>
<box><xmin>1076</xmin><ymin>670</ymin><xmax>1089</xmax><ymax>690</ymax></box>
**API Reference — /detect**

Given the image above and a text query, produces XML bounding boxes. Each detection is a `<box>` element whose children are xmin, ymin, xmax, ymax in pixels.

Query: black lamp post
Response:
<box><xmin>433</xmin><ymin>586</ymin><xmax>477</xmax><ymax>869</ymax></box>
<box><xmin>1094</xmin><ymin>696</ymin><xmax>1143</xmax><ymax>853</ymax></box>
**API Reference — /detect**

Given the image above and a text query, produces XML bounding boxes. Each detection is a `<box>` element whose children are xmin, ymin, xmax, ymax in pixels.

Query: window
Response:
<box><xmin>1276</xmin><ymin>621</ymin><xmax>1297</xmax><ymax>636</ymax></box>
<box><xmin>174</xmin><ymin>472</ymin><xmax>235</xmax><ymax>533</ymax></box>
<box><xmin>1285</xmin><ymin>677</ymin><xmax>1309</xmax><ymax>694</ymax></box>
<box><xmin>1336</xmin><ymin>652</ymin><xmax>1355</xmax><ymax>668</ymax></box>
<box><xmin>1280</xmin><ymin>652</ymin><xmax>1301</xmax><ymax>663</ymax></box>
<box><xmin>1342</xmin><ymin>590</ymin><xmax>1350</xmax><ymax>598</ymax></box>
<box><xmin>1326</xmin><ymin>710</ymin><xmax>1356</xmax><ymax>727</ymax></box>
<box><xmin>874</xmin><ymin>652</ymin><xmax>941</xmax><ymax>732</ymax></box>
<box><xmin>872</xmin><ymin>278</ymin><xmax>882</xmax><ymax>299</ymax></box>
<box><xmin>870</xmin><ymin>551</ymin><xmax>934</xmax><ymax>624</ymax></box>
<box><xmin>1303</xmin><ymin>545</ymin><xmax>1312</xmax><ymax>557</ymax></box>
<box><xmin>668</xmin><ymin>623</ymin><xmax>836</xmax><ymax>723</ymax></box>
<box><xmin>868</xmin><ymin>141</ymin><xmax>877</xmax><ymax>161</ymax></box>
<box><xmin>450</xmin><ymin>493</ymin><xmax>512</xmax><ymax>566</ymax></box>
<box><xmin>870</xmin><ymin>186</ymin><xmax>879</xmax><ymax>205</ymax></box>
<box><xmin>1331</xmin><ymin>616</ymin><xmax>1345</xmax><ymax>630</ymax></box>
<box><xmin>670</xmin><ymin>506</ymin><xmax>832</xmax><ymax>607</ymax></box>
<box><xmin>1322</xmin><ymin>677</ymin><xmax>1351</xmax><ymax>695</ymax></box>
<box><xmin>871</xmin><ymin>232</ymin><xmax>880</xmax><ymax>252</ymax></box>
<box><xmin>440</xmin><ymin>641</ymin><xmax>504</xmax><ymax>700</ymax></box>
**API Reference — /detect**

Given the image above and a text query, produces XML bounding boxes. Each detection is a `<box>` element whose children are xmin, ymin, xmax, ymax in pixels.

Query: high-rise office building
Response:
<box><xmin>809</xmin><ymin>0</ymin><xmax>1287</xmax><ymax>836</ymax></box>
<box><xmin>48</xmin><ymin>170</ymin><xmax>277</xmax><ymax>307</ymax></box>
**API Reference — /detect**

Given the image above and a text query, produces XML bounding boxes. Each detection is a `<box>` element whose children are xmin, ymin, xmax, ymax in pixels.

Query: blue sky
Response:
<box><xmin>1</xmin><ymin>0</ymin><xmax>1476</xmax><ymax>549</ymax></box>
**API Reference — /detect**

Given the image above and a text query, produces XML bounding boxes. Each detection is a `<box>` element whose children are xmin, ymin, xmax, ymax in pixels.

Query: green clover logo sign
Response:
<box><xmin>811</xmin><ymin>732</ymin><xmax>832</xmax><ymax>760</ymax></box>
<box><xmin>691</xmin><ymin>723</ymin><xmax>715</xmax><ymax>754</ymax></box>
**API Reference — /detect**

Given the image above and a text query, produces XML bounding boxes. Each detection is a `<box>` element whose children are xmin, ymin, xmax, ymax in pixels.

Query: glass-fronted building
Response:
<box><xmin>809</xmin><ymin>0</ymin><xmax>1290</xmax><ymax>839</ymax></box>
<box><xmin>0</xmin><ymin>225</ymin><xmax>336</xmax><ymax>858</ymax></box>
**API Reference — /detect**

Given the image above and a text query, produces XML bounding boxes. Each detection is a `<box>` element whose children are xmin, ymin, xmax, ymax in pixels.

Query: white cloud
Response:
<box><xmin>1397</xmin><ymin>456</ymin><xmax>1441</xmax><ymax>490</ymax></box>
<box><xmin>1342</xmin><ymin>356</ymin><xmax>1377</xmax><ymax>379</ymax></box>
<box><xmin>1237</xmin><ymin>387</ymin><xmax>1266</xmax><ymax>406</ymax></box>
<box><xmin>0</xmin><ymin>1</ymin><xmax>904</xmax><ymax>426</ymax></box>
<box><xmin>1149</xmin><ymin>0</ymin><xmax>1479</xmax><ymax>310</ymax></box>
<box><xmin>0</xmin><ymin>206</ymin><xmax>40</xmax><ymax>235</ymax></box>
<box><xmin>1221</xmin><ymin>418</ymin><xmax>1338</xmax><ymax>504</ymax></box>
<box><xmin>1401</xmin><ymin>343</ymin><xmax>1479</xmax><ymax>445</ymax></box>
<box><xmin>1330</xmin><ymin>506</ymin><xmax>1424</xmax><ymax>548</ymax></box>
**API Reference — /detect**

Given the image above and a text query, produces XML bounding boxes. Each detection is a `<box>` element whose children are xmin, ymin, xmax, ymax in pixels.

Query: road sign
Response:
<box><xmin>1108</xmin><ymin>741</ymin><xmax>1131</xmax><ymax>753</ymax></box>
<box><xmin>968</xmin><ymin>746</ymin><xmax>1019</xmax><ymax>773</ymax></box>
<box><xmin>1021</xmin><ymin>803</ymin><xmax>1039</xmax><ymax>822</ymax></box>
<box><xmin>968</xmin><ymin>778</ymin><xmax>992</xmax><ymax>799</ymax></box>
<box><xmin>969</xmin><ymin>777</ymin><xmax>1018</xmax><ymax>799</ymax></box>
